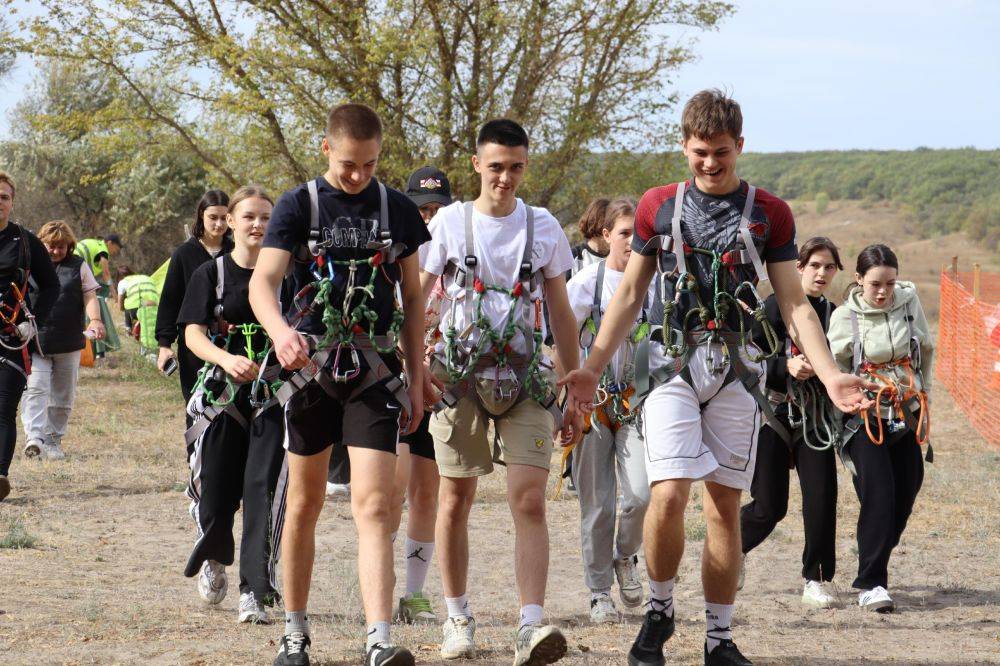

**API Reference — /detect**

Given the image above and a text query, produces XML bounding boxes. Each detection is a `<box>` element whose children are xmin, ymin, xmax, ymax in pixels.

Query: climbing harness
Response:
<box><xmin>269</xmin><ymin>179</ymin><xmax>412</xmax><ymax>422</ymax></box>
<box><xmin>836</xmin><ymin>300</ymin><xmax>932</xmax><ymax>475</ymax></box>
<box><xmin>630</xmin><ymin>182</ymin><xmax>781</xmax><ymax>433</ymax></box>
<box><xmin>0</xmin><ymin>224</ymin><xmax>38</xmax><ymax>375</ymax></box>
<box><xmin>765</xmin><ymin>300</ymin><xmax>842</xmax><ymax>454</ymax></box>
<box><xmin>433</xmin><ymin>201</ymin><xmax>563</xmax><ymax>433</ymax></box>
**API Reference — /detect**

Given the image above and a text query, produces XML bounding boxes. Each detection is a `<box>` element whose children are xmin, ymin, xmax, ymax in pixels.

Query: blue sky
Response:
<box><xmin>2</xmin><ymin>0</ymin><xmax>998</xmax><ymax>152</ymax></box>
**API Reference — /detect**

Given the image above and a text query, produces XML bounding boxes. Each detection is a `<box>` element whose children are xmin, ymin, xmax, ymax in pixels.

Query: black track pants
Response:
<box><xmin>178</xmin><ymin>341</ymin><xmax>203</xmax><ymax>431</ymax></box>
<box><xmin>0</xmin><ymin>358</ymin><xmax>27</xmax><ymax>477</ymax></box>
<box><xmin>740</xmin><ymin>422</ymin><xmax>839</xmax><ymax>581</ymax></box>
<box><xmin>847</xmin><ymin>427</ymin><xmax>924</xmax><ymax>590</ymax></box>
<box><xmin>239</xmin><ymin>403</ymin><xmax>287</xmax><ymax>602</ymax></box>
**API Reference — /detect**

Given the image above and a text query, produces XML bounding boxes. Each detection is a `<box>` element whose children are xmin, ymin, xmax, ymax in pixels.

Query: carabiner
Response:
<box><xmin>332</xmin><ymin>343</ymin><xmax>362</xmax><ymax>382</ymax></box>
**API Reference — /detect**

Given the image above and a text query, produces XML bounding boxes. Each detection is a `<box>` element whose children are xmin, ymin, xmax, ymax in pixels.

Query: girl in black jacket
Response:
<box><xmin>156</xmin><ymin>190</ymin><xmax>234</xmax><ymax>427</ymax></box>
<box><xmin>739</xmin><ymin>237</ymin><xmax>844</xmax><ymax>608</ymax></box>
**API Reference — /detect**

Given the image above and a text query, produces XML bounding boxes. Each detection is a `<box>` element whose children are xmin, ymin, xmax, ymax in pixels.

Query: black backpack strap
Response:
<box><xmin>212</xmin><ymin>255</ymin><xmax>225</xmax><ymax>332</ymax></box>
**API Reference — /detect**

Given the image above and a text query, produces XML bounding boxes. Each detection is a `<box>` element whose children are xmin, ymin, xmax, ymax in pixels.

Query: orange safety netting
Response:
<box><xmin>936</xmin><ymin>269</ymin><xmax>1000</xmax><ymax>446</ymax></box>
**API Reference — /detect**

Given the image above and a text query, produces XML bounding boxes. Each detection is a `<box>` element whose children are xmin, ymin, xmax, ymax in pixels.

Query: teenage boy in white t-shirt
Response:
<box><xmin>420</xmin><ymin>119</ymin><xmax>581</xmax><ymax>665</ymax></box>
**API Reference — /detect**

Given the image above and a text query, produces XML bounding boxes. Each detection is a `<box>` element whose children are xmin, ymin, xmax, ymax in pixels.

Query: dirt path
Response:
<box><xmin>0</xmin><ymin>349</ymin><xmax>997</xmax><ymax>665</ymax></box>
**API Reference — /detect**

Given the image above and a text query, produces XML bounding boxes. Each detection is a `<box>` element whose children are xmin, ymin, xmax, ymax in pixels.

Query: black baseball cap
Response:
<box><xmin>105</xmin><ymin>233</ymin><xmax>125</xmax><ymax>248</ymax></box>
<box><xmin>406</xmin><ymin>167</ymin><xmax>453</xmax><ymax>208</ymax></box>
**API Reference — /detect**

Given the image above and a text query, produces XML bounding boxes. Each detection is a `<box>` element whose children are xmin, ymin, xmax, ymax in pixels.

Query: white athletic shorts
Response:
<box><xmin>641</xmin><ymin>344</ymin><xmax>765</xmax><ymax>491</ymax></box>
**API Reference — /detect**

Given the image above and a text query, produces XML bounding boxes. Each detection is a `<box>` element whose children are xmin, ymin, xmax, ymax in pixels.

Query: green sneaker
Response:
<box><xmin>396</xmin><ymin>592</ymin><xmax>437</xmax><ymax>624</ymax></box>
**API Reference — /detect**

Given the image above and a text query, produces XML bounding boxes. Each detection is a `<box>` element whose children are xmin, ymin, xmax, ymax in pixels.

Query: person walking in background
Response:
<box><xmin>827</xmin><ymin>244</ymin><xmax>934</xmax><ymax>613</ymax></box>
<box><xmin>75</xmin><ymin>233</ymin><xmax>123</xmax><ymax>358</ymax></box>
<box><xmin>570</xmin><ymin>198</ymin><xmax>610</xmax><ymax>274</ymax></box>
<box><xmin>0</xmin><ymin>171</ymin><xmax>58</xmax><ymax>501</ymax></box>
<box><xmin>21</xmin><ymin>221</ymin><xmax>105</xmax><ymax>461</ymax></box>
<box><xmin>563</xmin><ymin>198</ymin><xmax>653</xmax><ymax>624</ymax></box>
<box><xmin>156</xmin><ymin>190</ymin><xmax>233</xmax><ymax>427</ymax></box>
<box><xmin>739</xmin><ymin>237</ymin><xmax>843</xmax><ymax>608</ymax></box>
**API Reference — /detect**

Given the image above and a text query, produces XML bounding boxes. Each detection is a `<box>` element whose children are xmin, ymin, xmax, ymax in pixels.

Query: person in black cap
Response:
<box><xmin>390</xmin><ymin>165</ymin><xmax>453</xmax><ymax>626</ymax></box>
<box><xmin>406</xmin><ymin>166</ymin><xmax>453</xmax><ymax>223</ymax></box>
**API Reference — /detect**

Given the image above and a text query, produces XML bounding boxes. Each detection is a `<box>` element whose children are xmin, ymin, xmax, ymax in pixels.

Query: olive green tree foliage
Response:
<box><xmin>0</xmin><ymin>16</ymin><xmax>14</xmax><ymax>79</ymax></box>
<box><xmin>15</xmin><ymin>0</ymin><xmax>732</xmax><ymax>207</ymax></box>
<box><xmin>3</xmin><ymin>61</ymin><xmax>210</xmax><ymax>271</ymax></box>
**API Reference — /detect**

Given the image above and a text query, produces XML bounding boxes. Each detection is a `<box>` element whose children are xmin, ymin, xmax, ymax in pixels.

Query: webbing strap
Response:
<box><xmin>184</xmin><ymin>401</ymin><xmax>249</xmax><ymax>447</ymax></box>
<box><xmin>518</xmin><ymin>204</ymin><xmax>537</xmax><ymax>361</ymax></box>
<box><xmin>306</xmin><ymin>179</ymin><xmax>320</xmax><ymax>255</ymax></box>
<box><xmin>737</xmin><ymin>185</ymin><xmax>767</xmax><ymax>283</ymax></box>
<box><xmin>0</xmin><ymin>355</ymin><xmax>27</xmax><ymax>381</ymax></box>
<box><xmin>462</xmin><ymin>201</ymin><xmax>476</xmax><ymax>331</ymax></box>
<box><xmin>591</xmin><ymin>260</ymin><xmax>605</xmax><ymax>333</ymax></box>
<box><xmin>213</xmin><ymin>255</ymin><xmax>225</xmax><ymax>324</ymax></box>
<box><xmin>850</xmin><ymin>310</ymin><xmax>862</xmax><ymax>374</ymax></box>
<box><xmin>670</xmin><ymin>181</ymin><xmax>687</xmax><ymax>275</ymax></box>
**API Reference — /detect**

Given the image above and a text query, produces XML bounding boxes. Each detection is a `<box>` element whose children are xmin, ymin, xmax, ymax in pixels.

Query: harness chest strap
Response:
<box><xmin>184</xmin><ymin>401</ymin><xmax>249</xmax><ymax>447</ymax></box>
<box><xmin>304</xmin><ymin>179</ymin><xmax>395</xmax><ymax>261</ymax></box>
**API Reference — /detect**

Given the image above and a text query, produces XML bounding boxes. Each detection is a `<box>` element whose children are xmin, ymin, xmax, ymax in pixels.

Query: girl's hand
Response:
<box><xmin>222</xmin><ymin>354</ymin><xmax>259</xmax><ymax>383</ymax></box>
<box><xmin>787</xmin><ymin>355</ymin><xmax>815</xmax><ymax>380</ymax></box>
<box><xmin>274</xmin><ymin>327</ymin><xmax>310</xmax><ymax>370</ymax></box>
<box><xmin>157</xmin><ymin>346</ymin><xmax>175</xmax><ymax>372</ymax></box>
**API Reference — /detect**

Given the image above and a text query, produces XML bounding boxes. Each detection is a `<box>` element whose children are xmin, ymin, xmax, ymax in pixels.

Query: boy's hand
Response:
<box><xmin>787</xmin><ymin>355</ymin><xmax>815</xmax><ymax>380</ymax></box>
<box><xmin>556</xmin><ymin>409</ymin><xmax>584</xmax><ymax>447</ymax></box>
<box><xmin>422</xmin><ymin>362</ymin><xmax>444</xmax><ymax>408</ymax></box>
<box><xmin>222</xmin><ymin>354</ymin><xmax>259</xmax><ymax>383</ymax></box>
<box><xmin>823</xmin><ymin>372</ymin><xmax>878</xmax><ymax>414</ymax></box>
<box><xmin>274</xmin><ymin>327</ymin><xmax>310</xmax><ymax>370</ymax></box>
<box><xmin>557</xmin><ymin>366</ymin><xmax>600</xmax><ymax>413</ymax></box>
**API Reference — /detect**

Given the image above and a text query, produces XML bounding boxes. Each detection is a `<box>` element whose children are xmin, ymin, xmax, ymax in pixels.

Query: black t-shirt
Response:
<box><xmin>177</xmin><ymin>254</ymin><xmax>267</xmax><ymax>357</ymax></box>
<box><xmin>265</xmin><ymin>176</ymin><xmax>429</xmax><ymax>336</ymax></box>
<box><xmin>0</xmin><ymin>222</ymin><xmax>58</xmax><ymax>327</ymax></box>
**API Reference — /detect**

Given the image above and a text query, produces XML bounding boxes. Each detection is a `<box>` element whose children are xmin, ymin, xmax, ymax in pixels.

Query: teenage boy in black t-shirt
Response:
<box><xmin>250</xmin><ymin>103</ymin><xmax>429</xmax><ymax>666</ymax></box>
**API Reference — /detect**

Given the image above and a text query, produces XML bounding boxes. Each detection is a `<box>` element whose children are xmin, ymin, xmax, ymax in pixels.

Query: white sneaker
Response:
<box><xmin>802</xmin><ymin>580</ymin><xmax>837</xmax><ymax>608</ymax></box>
<box><xmin>238</xmin><ymin>591</ymin><xmax>272</xmax><ymax>624</ymax></box>
<box><xmin>41</xmin><ymin>442</ymin><xmax>66</xmax><ymax>461</ymax></box>
<box><xmin>197</xmin><ymin>559</ymin><xmax>228</xmax><ymax>604</ymax></box>
<box><xmin>858</xmin><ymin>586</ymin><xmax>894</xmax><ymax>613</ymax></box>
<box><xmin>440</xmin><ymin>615</ymin><xmax>476</xmax><ymax>660</ymax></box>
<box><xmin>589</xmin><ymin>592</ymin><xmax>620</xmax><ymax>624</ymax></box>
<box><xmin>325</xmin><ymin>482</ymin><xmax>350</xmax><ymax>499</ymax></box>
<box><xmin>613</xmin><ymin>555</ymin><xmax>644</xmax><ymax>608</ymax></box>
<box><xmin>736</xmin><ymin>553</ymin><xmax>746</xmax><ymax>591</ymax></box>
<box><xmin>23</xmin><ymin>439</ymin><xmax>42</xmax><ymax>458</ymax></box>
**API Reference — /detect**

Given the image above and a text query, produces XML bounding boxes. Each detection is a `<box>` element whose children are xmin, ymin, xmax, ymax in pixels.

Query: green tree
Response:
<box><xmin>0</xmin><ymin>16</ymin><xmax>13</xmax><ymax>80</ymax></box>
<box><xmin>815</xmin><ymin>191</ymin><xmax>829</xmax><ymax>214</ymax></box>
<box><xmin>16</xmin><ymin>0</ymin><xmax>733</xmax><ymax>202</ymax></box>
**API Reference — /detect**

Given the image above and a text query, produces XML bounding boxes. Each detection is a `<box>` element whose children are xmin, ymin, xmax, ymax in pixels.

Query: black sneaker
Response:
<box><xmin>274</xmin><ymin>632</ymin><xmax>310</xmax><ymax>666</ymax></box>
<box><xmin>705</xmin><ymin>639</ymin><xmax>752</xmax><ymax>666</ymax></box>
<box><xmin>365</xmin><ymin>642</ymin><xmax>415</xmax><ymax>666</ymax></box>
<box><xmin>627</xmin><ymin>610</ymin><xmax>675</xmax><ymax>666</ymax></box>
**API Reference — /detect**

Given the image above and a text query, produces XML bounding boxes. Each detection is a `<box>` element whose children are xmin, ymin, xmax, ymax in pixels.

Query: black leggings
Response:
<box><xmin>847</xmin><ymin>427</ymin><xmax>924</xmax><ymax>590</ymax></box>
<box><xmin>740</xmin><ymin>422</ymin><xmax>838</xmax><ymax>582</ymax></box>
<box><xmin>0</xmin><ymin>356</ymin><xmax>28</xmax><ymax>477</ymax></box>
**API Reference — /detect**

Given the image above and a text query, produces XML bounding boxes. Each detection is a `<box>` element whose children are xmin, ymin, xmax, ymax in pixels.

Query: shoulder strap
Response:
<box><xmin>462</xmin><ymin>201</ymin><xmax>477</xmax><ymax>326</ymax></box>
<box><xmin>849</xmin><ymin>309</ymin><xmax>862</xmax><ymax>373</ymax></box>
<box><xmin>306</xmin><ymin>179</ymin><xmax>321</xmax><ymax>256</ymax></box>
<box><xmin>213</xmin><ymin>255</ymin><xmax>225</xmax><ymax>324</ymax></box>
<box><xmin>737</xmin><ymin>184</ymin><xmax>768</xmax><ymax>283</ymax></box>
<box><xmin>591</xmin><ymin>260</ymin><xmax>605</xmax><ymax>333</ymax></box>
<box><xmin>824</xmin><ymin>298</ymin><xmax>832</xmax><ymax>331</ymax></box>
<box><xmin>670</xmin><ymin>182</ymin><xmax>687</xmax><ymax>275</ymax></box>
<box><xmin>519</xmin><ymin>202</ymin><xmax>535</xmax><ymax>284</ymax></box>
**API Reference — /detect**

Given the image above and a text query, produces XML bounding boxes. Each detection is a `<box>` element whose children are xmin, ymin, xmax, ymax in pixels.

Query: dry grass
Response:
<box><xmin>0</xmin><ymin>240</ymin><xmax>998</xmax><ymax>663</ymax></box>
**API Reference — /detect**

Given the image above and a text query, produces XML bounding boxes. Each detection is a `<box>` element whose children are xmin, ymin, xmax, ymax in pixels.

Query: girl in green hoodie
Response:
<box><xmin>827</xmin><ymin>244</ymin><xmax>934</xmax><ymax>613</ymax></box>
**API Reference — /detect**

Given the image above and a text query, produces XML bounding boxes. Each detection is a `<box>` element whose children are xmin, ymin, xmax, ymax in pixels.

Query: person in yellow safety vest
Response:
<box><xmin>75</xmin><ymin>234</ymin><xmax>124</xmax><ymax>301</ymax></box>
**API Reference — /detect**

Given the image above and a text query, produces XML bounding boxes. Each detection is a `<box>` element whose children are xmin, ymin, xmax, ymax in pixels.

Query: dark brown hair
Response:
<box><xmin>856</xmin><ymin>243</ymin><xmax>899</xmax><ymax>276</ymax></box>
<box><xmin>681</xmin><ymin>89</ymin><xmax>743</xmax><ymax>142</ymax></box>
<box><xmin>577</xmin><ymin>198</ymin><xmax>610</xmax><ymax>240</ymax></box>
<box><xmin>192</xmin><ymin>190</ymin><xmax>230</xmax><ymax>239</ymax></box>
<box><xmin>326</xmin><ymin>103</ymin><xmax>383</xmax><ymax>141</ymax></box>
<box><xmin>797</xmin><ymin>236</ymin><xmax>844</xmax><ymax>271</ymax></box>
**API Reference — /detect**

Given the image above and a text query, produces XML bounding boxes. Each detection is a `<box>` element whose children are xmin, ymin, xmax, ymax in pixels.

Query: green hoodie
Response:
<box><xmin>827</xmin><ymin>280</ymin><xmax>935</xmax><ymax>392</ymax></box>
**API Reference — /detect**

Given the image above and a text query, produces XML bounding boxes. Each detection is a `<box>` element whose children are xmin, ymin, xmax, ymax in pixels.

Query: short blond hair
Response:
<box><xmin>38</xmin><ymin>220</ymin><xmax>78</xmax><ymax>254</ymax></box>
<box><xmin>0</xmin><ymin>171</ymin><xmax>15</xmax><ymax>198</ymax></box>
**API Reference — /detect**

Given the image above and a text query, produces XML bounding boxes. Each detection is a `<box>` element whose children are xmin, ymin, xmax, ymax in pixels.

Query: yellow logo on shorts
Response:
<box><xmin>535</xmin><ymin>438</ymin><xmax>545</xmax><ymax>449</ymax></box>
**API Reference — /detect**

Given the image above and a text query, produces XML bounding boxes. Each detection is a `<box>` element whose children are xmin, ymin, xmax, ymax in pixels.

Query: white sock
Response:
<box><xmin>705</xmin><ymin>602</ymin><xmax>734</xmax><ymax>653</ymax></box>
<box><xmin>366</xmin><ymin>621</ymin><xmax>390</xmax><ymax>650</ymax></box>
<box><xmin>285</xmin><ymin>610</ymin><xmax>309</xmax><ymax>636</ymax></box>
<box><xmin>648</xmin><ymin>577</ymin><xmax>675</xmax><ymax>615</ymax></box>
<box><xmin>404</xmin><ymin>537</ymin><xmax>434</xmax><ymax>596</ymax></box>
<box><xmin>518</xmin><ymin>604</ymin><xmax>544</xmax><ymax>629</ymax></box>
<box><xmin>445</xmin><ymin>594</ymin><xmax>472</xmax><ymax>619</ymax></box>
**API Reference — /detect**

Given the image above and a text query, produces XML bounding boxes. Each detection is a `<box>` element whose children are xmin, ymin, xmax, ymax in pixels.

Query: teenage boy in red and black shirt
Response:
<box><xmin>561</xmin><ymin>90</ymin><xmax>874</xmax><ymax>666</ymax></box>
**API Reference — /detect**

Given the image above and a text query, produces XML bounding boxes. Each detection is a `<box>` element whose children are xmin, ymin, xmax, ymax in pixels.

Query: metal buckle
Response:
<box><xmin>704</xmin><ymin>338</ymin><xmax>730</xmax><ymax>375</ymax></box>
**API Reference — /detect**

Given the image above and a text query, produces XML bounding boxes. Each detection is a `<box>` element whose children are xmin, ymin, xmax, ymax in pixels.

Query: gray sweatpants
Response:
<box><xmin>21</xmin><ymin>351</ymin><xmax>80</xmax><ymax>445</ymax></box>
<box><xmin>571</xmin><ymin>419</ymin><xmax>650</xmax><ymax>592</ymax></box>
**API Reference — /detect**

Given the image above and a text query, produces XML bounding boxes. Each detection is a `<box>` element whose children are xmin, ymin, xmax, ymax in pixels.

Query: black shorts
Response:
<box><xmin>400</xmin><ymin>411</ymin><xmax>435</xmax><ymax>461</ymax></box>
<box><xmin>282</xmin><ymin>369</ymin><xmax>403</xmax><ymax>457</ymax></box>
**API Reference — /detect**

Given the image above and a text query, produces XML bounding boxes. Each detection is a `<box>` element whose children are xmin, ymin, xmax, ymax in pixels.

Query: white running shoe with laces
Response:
<box><xmin>42</xmin><ymin>442</ymin><xmax>66</xmax><ymax>461</ymax></box>
<box><xmin>801</xmin><ymin>580</ymin><xmax>837</xmax><ymax>608</ymax></box>
<box><xmin>198</xmin><ymin>559</ymin><xmax>228</xmax><ymax>605</ymax></box>
<box><xmin>238</xmin><ymin>591</ymin><xmax>272</xmax><ymax>624</ymax></box>
<box><xmin>440</xmin><ymin>615</ymin><xmax>476</xmax><ymax>660</ymax></box>
<box><xmin>858</xmin><ymin>586</ymin><xmax>894</xmax><ymax>613</ymax></box>
<box><xmin>325</xmin><ymin>482</ymin><xmax>350</xmax><ymax>500</ymax></box>
<box><xmin>589</xmin><ymin>592</ymin><xmax>620</xmax><ymax>624</ymax></box>
<box><xmin>23</xmin><ymin>439</ymin><xmax>42</xmax><ymax>458</ymax></box>
<box><xmin>613</xmin><ymin>555</ymin><xmax>644</xmax><ymax>608</ymax></box>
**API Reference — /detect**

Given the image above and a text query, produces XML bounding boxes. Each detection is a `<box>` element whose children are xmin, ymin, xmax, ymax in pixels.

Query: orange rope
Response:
<box><xmin>860</xmin><ymin>357</ymin><xmax>930</xmax><ymax>446</ymax></box>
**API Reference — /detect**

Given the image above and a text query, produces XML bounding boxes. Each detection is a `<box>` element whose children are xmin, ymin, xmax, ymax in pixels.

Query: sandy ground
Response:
<box><xmin>0</xmin><ymin>341</ymin><xmax>997</xmax><ymax>666</ymax></box>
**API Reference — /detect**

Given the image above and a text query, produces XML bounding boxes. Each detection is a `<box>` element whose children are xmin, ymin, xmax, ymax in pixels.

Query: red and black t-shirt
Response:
<box><xmin>631</xmin><ymin>178</ymin><xmax>796</xmax><ymax>331</ymax></box>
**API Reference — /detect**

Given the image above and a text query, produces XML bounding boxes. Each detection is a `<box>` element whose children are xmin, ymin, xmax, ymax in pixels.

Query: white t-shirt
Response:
<box><xmin>566</xmin><ymin>261</ymin><xmax>657</xmax><ymax>381</ymax></box>
<box><xmin>422</xmin><ymin>198</ymin><xmax>573</xmax><ymax>356</ymax></box>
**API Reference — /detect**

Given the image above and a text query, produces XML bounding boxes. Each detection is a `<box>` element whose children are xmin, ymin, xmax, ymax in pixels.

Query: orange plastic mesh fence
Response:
<box><xmin>936</xmin><ymin>269</ymin><xmax>1000</xmax><ymax>446</ymax></box>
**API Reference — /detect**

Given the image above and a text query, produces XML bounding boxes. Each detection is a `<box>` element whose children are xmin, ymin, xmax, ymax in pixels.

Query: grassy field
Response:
<box><xmin>0</xmin><ymin>208</ymin><xmax>998</xmax><ymax>664</ymax></box>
